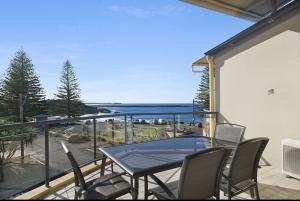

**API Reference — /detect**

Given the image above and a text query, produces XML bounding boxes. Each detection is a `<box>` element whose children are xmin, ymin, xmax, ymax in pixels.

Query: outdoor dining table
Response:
<box><xmin>99</xmin><ymin>135</ymin><xmax>237</xmax><ymax>200</ymax></box>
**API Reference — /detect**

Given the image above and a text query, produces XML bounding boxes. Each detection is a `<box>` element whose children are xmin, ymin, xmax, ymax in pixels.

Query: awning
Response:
<box><xmin>181</xmin><ymin>0</ymin><xmax>294</xmax><ymax>22</ymax></box>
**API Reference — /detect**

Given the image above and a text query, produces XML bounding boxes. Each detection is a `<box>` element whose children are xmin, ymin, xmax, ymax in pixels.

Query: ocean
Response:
<box><xmin>93</xmin><ymin>103</ymin><xmax>202</xmax><ymax>123</ymax></box>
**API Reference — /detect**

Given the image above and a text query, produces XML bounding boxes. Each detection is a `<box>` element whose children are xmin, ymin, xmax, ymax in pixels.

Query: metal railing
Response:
<box><xmin>0</xmin><ymin>111</ymin><xmax>218</xmax><ymax>198</ymax></box>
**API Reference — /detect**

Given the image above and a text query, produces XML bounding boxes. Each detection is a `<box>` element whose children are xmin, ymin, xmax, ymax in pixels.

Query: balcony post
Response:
<box><xmin>0</xmin><ymin>141</ymin><xmax>3</xmax><ymax>182</ymax></box>
<box><xmin>20</xmin><ymin>138</ymin><xmax>24</xmax><ymax>162</ymax></box>
<box><xmin>173</xmin><ymin>114</ymin><xmax>176</xmax><ymax>138</ymax></box>
<box><xmin>93</xmin><ymin>118</ymin><xmax>97</xmax><ymax>164</ymax></box>
<box><xmin>130</xmin><ymin>115</ymin><xmax>135</xmax><ymax>136</ymax></box>
<box><xmin>124</xmin><ymin>115</ymin><xmax>128</xmax><ymax>144</ymax></box>
<box><xmin>192</xmin><ymin>100</ymin><xmax>195</xmax><ymax>125</ymax></box>
<box><xmin>206</xmin><ymin>55</ymin><xmax>216</xmax><ymax>138</ymax></box>
<box><xmin>44</xmin><ymin>124</ymin><xmax>50</xmax><ymax>187</ymax></box>
<box><xmin>112</xmin><ymin>119</ymin><xmax>115</xmax><ymax>144</ymax></box>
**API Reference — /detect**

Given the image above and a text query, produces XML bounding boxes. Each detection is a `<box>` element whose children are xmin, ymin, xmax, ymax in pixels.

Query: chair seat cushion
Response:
<box><xmin>85</xmin><ymin>173</ymin><xmax>131</xmax><ymax>200</ymax></box>
<box><xmin>149</xmin><ymin>181</ymin><xmax>179</xmax><ymax>200</ymax></box>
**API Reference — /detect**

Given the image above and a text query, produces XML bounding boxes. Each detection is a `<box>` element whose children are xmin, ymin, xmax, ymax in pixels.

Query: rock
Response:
<box><xmin>97</xmin><ymin>108</ymin><xmax>112</xmax><ymax>113</ymax></box>
<box><xmin>65</xmin><ymin>134</ymin><xmax>90</xmax><ymax>143</ymax></box>
<box><xmin>165</xmin><ymin>125</ymin><xmax>173</xmax><ymax>132</ymax></box>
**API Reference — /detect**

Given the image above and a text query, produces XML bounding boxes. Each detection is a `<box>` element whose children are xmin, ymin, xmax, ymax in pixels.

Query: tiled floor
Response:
<box><xmin>45</xmin><ymin>165</ymin><xmax>300</xmax><ymax>200</ymax></box>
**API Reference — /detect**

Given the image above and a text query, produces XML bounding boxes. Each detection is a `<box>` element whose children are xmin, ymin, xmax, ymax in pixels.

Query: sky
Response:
<box><xmin>0</xmin><ymin>0</ymin><xmax>252</xmax><ymax>103</ymax></box>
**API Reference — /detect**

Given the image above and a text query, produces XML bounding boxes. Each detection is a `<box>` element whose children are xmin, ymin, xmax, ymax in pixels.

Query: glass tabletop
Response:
<box><xmin>99</xmin><ymin>136</ymin><xmax>236</xmax><ymax>177</ymax></box>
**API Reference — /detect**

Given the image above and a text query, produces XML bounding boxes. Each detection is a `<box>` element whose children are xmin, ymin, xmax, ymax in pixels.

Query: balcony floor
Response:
<box><xmin>45</xmin><ymin>164</ymin><xmax>300</xmax><ymax>200</ymax></box>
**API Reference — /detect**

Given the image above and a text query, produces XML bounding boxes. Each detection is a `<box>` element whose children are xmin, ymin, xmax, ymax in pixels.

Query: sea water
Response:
<box><xmin>95</xmin><ymin>103</ymin><xmax>202</xmax><ymax>123</ymax></box>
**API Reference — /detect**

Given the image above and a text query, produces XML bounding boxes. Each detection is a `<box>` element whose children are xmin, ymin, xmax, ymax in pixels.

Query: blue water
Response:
<box><xmin>94</xmin><ymin>103</ymin><xmax>202</xmax><ymax>123</ymax></box>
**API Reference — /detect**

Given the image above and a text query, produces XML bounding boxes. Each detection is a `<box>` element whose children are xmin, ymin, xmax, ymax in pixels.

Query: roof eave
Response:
<box><xmin>205</xmin><ymin>0</ymin><xmax>300</xmax><ymax>56</ymax></box>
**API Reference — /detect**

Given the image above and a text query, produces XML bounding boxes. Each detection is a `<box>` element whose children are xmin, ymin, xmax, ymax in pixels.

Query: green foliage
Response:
<box><xmin>143</xmin><ymin>128</ymin><xmax>158</xmax><ymax>136</ymax></box>
<box><xmin>0</xmin><ymin>49</ymin><xmax>46</xmax><ymax>120</ymax></box>
<box><xmin>55</xmin><ymin>60</ymin><xmax>82</xmax><ymax>117</ymax></box>
<box><xmin>195</xmin><ymin>66</ymin><xmax>209</xmax><ymax>110</ymax></box>
<box><xmin>142</xmin><ymin>128</ymin><xmax>160</xmax><ymax>136</ymax></box>
<box><xmin>47</xmin><ymin>99</ymin><xmax>96</xmax><ymax>116</ymax></box>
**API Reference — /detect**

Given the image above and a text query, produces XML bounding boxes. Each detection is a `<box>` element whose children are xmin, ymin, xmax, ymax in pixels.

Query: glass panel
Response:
<box><xmin>175</xmin><ymin>114</ymin><xmax>203</xmax><ymax>137</ymax></box>
<box><xmin>97</xmin><ymin>116</ymin><xmax>126</xmax><ymax>147</ymax></box>
<box><xmin>129</xmin><ymin>114</ymin><xmax>174</xmax><ymax>143</ymax></box>
<box><xmin>0</xmin><ymin>126</ymin><xmax>44</xmax><ymax>199</ymax></box>
<box><xmin>48</xmin><ymin>118</ymin><xmax>96</xmax><ymax>180</ymax></box>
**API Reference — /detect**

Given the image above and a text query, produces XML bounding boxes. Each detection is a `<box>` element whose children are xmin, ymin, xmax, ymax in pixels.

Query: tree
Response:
<box><xmin>55</xmin><ymin>60</ymin><xmax>82</xmax><ymax>117</ymax></box>
<box><xmin>195</xmin><ymin>66</ymin><xmax>209</xmax><ymax>110</ymax></box>
<box><xmin>0</xmin><ymin>79</ymin><xmax>6</xmax><ymax>117</ymax></box>
<box><xmin>0</xmin><ymin>49</ymin><xmax>46</xmax><ymax>121</ymax></box>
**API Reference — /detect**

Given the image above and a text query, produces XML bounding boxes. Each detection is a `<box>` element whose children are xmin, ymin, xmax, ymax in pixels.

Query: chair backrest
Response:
<box><xmin>214</xmin><ymin>123</ymin><xmax>246</xmax><ymax>143</ymax></box>
<box><xmin>178</xmin><ymin>147</ymin><xmax>231</xmax><ymax>199</ymax></box>
<box><xmin>61</xmin><ymin>141</ymin><xmax>87</xmax><ymax>190</ymax></box>
<box><xmin>228</xmin><ymin>138</ymin><xmax>269</xmax><ymax>185</ymax></box>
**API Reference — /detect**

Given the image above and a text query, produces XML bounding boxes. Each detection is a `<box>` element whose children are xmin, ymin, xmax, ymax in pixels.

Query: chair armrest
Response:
<box><xmin>149</xmin><ymin>174</ymin><xmax>177</xmax><ymax>200</ymax></box>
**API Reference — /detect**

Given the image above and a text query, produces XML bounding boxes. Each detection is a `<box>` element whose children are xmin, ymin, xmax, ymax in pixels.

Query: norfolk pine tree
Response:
<box><xmin>195</xmin><ymin>66</ymin><xmax>209</xmax><ymax>110</ymax></box>
<box><xmin>0</xmin><ymin>49</ymin><xmax>46</xmax><ymax>121</ymax></box>
<box><xmin>55</xmin><ymin>60</ymin><xmax>82</xmax><ymax>117</ymax></box>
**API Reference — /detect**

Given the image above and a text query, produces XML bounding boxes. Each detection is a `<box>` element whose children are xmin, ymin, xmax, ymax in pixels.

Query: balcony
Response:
<box><xmin>1</xmin><ymin>112</ymin><xmax>300</xmax><ymax>200</ymax></box>
<box><xmin>0</xmin><ymin>111</ymin><xmax>214</xmax><ymax>199</ymax></box>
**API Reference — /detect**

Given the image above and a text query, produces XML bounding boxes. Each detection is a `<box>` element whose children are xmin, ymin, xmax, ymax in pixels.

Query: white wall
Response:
<box><xmin>215</xmin><ymin>11</ymin><xmax>300</xmax><ymax>167</ymax></box>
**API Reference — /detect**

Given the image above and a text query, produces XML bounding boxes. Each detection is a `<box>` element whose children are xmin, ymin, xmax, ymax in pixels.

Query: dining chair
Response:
<box><xmin>148</xmin><ymin>147</ymin><xmax>231</xmax><ymax>200</ymax></box>
<box><xmin>61</xmin><ymin>141</ymin><xmax>131</xmax><ymax>200</ymax></box>
<box><xmin>214</xmin><ymin>123</ymin><xmax>246</xmax><ymax>143</ymax></box>
<box><xmin>220</xmin><ymin>138</ymin><xmax>269</xmax><ymax>200</ymax></box>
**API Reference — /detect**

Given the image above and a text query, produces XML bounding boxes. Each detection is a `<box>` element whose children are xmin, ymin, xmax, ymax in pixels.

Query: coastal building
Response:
<box><xmin>184</xmin><ymin>0</ymin><xmax>300</xmax><ymax>167</ymax></box>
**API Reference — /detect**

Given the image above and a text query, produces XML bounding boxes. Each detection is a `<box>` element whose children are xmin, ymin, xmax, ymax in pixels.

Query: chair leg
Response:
<box><xmin>227</xmin><ymin>184</ymin><xmax>232</xmax><ymax>200</ymax></box>
<box><xmin>254</xmin><ymin>185</ymin><xmax>260</xmax><ymax>200</ymax></box>
<box><xmin>250</xmin><ymin>188</ymin><xmax>255</xmax><ymax>198</ymax></box>
<box><xmin>74</xmin><ymin>192</ymin><xmax>78</xmax><ymax>200</ymax></box>
<box><xmin>111</xmin><ymin>162</ymin><xmax>114</xmax><ymax>172</ymax></box>
<box><xmin>130</xmin><ymin>176</ymin><xmax>134</xmax><ymax>195</ymax></box>
<box><xmin>215</xmin><ymin>190</ymin><xmax>220</xmax><ymax>200</ymax></box>
<box><xmin>144</xmin><ymin>176</ymin><xmax>148</xmax><ymax>200</ymax></box>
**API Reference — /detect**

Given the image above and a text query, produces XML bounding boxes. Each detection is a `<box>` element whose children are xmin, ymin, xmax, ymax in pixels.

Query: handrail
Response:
<box><xmin>0</xmin><ymin>111</ymin><xmax>217</xmax><ymax>131</ymax></box>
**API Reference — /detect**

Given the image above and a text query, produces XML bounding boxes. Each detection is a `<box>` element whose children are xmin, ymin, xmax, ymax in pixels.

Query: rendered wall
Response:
<box><xmin>215</xmin><ymin>9</ymin><xmax>300</xmax><ymax>167</ymax></box>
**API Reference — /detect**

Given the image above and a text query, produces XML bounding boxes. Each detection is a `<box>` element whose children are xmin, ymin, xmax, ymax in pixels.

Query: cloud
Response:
<box><xmin>109</xmin><ymin>5</ymin><xmax>189</xmax><ymax>18</ymax></box>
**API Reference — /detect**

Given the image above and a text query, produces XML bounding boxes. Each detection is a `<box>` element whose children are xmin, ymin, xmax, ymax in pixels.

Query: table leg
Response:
<box><xmin>130</xmin><ymin>176</ymin><xmax>134</xmax><ymax>196</ymax></box>
<box><xmin>132</xmin><ymin>177</ymin><xmax>139</xmax><ymax>200</ymax></box>
<box><xmin>144</xmin><ymin>176</ymin><xmax>148</xmax><ymax>200</ymax></box>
